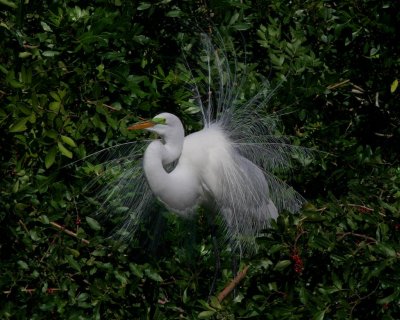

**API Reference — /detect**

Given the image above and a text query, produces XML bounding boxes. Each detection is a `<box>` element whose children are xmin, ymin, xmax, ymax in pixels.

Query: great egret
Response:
<box><xmin>81</xmin><ymin>35</ymin><xmax>309</xmax><ymax>256</ymax></box>
<box><xmin>127</xmin><ymin>112</ymin><xmax>280</xmax><ymax>249</ymax></box>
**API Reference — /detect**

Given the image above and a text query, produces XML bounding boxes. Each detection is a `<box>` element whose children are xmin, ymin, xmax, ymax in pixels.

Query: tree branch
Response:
<box><xmin>327</xmin><ymin>79</ymin><xmax>350</xmax><ymax>90</ymax></box>
<box><xmin>336</xmin><ymin>232</ymin><xmax>377</xmax><ymax>243</ymax></box>
<box><xmin>217</xmin><ymin>265</ymin><xmax>249</xmax><ymax>302</ymax></box>
<box><xmin>50</xmin><ymin>221</ymin><xmax>90</xmax><ymax>245</ymax></box>
<box><xmin>85</xmin><ymin>99</ymin><xmax>119</xmax><ymax>111</ymax></box>
<box><xmin>3</xmin><ymin>288</ymin><xmax>62</xmax><ymax>295</ymax></box>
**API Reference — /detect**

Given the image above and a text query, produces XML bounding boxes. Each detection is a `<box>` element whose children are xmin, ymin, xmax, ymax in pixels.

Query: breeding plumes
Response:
<box><xmin>79</xmin><ymin>34</ymin><xmax>309</xmax><ymax>255</ymax></box>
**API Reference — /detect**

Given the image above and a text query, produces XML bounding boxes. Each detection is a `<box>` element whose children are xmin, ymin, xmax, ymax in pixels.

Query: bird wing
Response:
<box><xmin>202</xmin><ymin>143</ymin><xmax>277</xmax><ymax>254</ymax></box>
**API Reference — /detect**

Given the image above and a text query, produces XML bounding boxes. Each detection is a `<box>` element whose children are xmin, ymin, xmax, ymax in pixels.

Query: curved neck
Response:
<box><xmin>160</xmin><ymin>127</ymin><xmax>184</xmax><ymax>165</ymax></box>
<box><xmin>143</xmin><ymin>128</ymin><xmax>184</xmax><ymax>196</ymax></box>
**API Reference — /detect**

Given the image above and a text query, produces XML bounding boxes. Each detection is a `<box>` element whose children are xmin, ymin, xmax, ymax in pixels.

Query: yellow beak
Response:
<box><xmin>127</xmin><ymin>120</ymin><xmax>155</xmax><ymax>131</ymax></box>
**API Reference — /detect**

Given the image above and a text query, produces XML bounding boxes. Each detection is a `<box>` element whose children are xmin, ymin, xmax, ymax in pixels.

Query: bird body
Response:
<box><xmin>132</xmin><ymin>112</ymin><xmax>279</xmax><ymax>250</ymax></box>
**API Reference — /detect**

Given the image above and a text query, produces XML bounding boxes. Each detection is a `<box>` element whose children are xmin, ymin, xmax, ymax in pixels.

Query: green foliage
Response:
<box><xmin>1</xmin><ymin>0</ymin><xmax>399</xmax><ymax>319</ymax></box>
<box><xmin>222</xmin><ymin>195</ymin><xmax>400</xmax><ymax>319</ymax></box>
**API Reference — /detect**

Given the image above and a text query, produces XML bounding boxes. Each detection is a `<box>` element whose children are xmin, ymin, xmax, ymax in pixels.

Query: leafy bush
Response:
<box><xmin>1</xmin><ymin>0</ymin><xmax>399</xmax><ymax>319</ymax></box>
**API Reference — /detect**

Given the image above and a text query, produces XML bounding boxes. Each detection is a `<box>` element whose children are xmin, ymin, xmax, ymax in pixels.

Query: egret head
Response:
<box><xmin>128</xmin><ymin>112</ymin><xmax>184</xmax><ymax>138</ymax></box>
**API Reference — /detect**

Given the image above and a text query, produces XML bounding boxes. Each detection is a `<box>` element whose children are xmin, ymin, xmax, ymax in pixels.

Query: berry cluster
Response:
<box><xmin>291</xmin><ymin>251</ymin><xmax>304</xmax><ymax>274</ymax></box>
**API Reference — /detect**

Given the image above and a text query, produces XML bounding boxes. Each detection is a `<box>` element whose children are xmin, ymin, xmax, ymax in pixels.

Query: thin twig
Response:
<box><xmin>3</xmin><ymin>288</ymin><xmax>62</xmax><ymax>295</ymax></box>
<box><xmin>217</xmin><ymin>265</ymin><xmax>249</xmax><ymax>302</ymax></box>
<box><xmin>294</xmin><ymin>228</ymin><xmax>305</xmax><ymax>246</ymax></box>
<box><xmin>50</xmin><ymin>221</ymin><xmax>90</xmax><ymax>245</ymax></box>
<box><xmin>347</xmin><ymin>204</ymin><xmax>373</xmax><ymax>212</ymax></box>
<box><xmin>327</xmin><ymin>79</ymin><xmax>350</xmax><ymax>90</ymax></box>
<box><xmin>374</xmin><ymin>132</ymin><xmax>393</xmax><ymax>138</ymax></box>
<box><xmin>349</xmin><ymin>282</ymin><xmax>380</xmax><ymax>317</ymax></box>
<box><xmin>18</xmin><ymin>219</ymin><xmax>29</xmax><ymax>233</ymax></box>
<box><xmin>336</xmin><ymin>232</ymin><xmax>377</xmax><ymax>243</ymax></box>
<box><xmin>23</xmin><ymin>44</ymin><xmax>39</xmax><ymax>49</ymax></box>
<box><xmin>85</xmin><ymin>99</ymin><xmax>119</xmax><ymax>111</ymax></box>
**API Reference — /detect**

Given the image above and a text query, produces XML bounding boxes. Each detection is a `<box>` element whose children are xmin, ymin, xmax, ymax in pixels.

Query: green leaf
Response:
<box><xmin>92</xmin><ymin>249</ymin><xmax>105</xmax><ymax>257</ymax></box>
<box><xmin>29</xmin><ymin>230</ymin><xmax>40</xmax><ymax>241</ymax></box>
<box><xmin>0</xmin><ymin>0</ymin><xmax>17</xmax><ymax>9</ymax></box>
<box><xmin>377</xmin><ymin>291</ymin><xmax>399</xmax><ymax>305</ymax></box>
<box><xmin>18</xmin><ymin>52</ymin><xmax>32</xmax><ymax>58</ymax></box>
<box><xmin>76</xmin><ymin>293</ymin><xmax>89</xmax><ymax>302</ymax></box>
<box><xmin>28</xmin><ymin>112</ymin><xmax>36</xmax><ymax>123</ymax></box>
<box><xmin>0</xmin><ymin>64</ymin><xmax>8</xmax><ymax>74</ymax></box>
<box><xmin>233</xmin><ymin>23</ymin><xmax>251</xmax><ymax>31</ymax></box>
<box><xmin>42</xmin><ymin>51</ymin><xmax>60</xmax><ymax>57</ymax></box>
<box><xmin>39</xmin><ymin>215</ymin><xmax>50</xmax><ymax>224</ymax></box>
<box><xmin>49</xmin><ymin>101</ymin><xmax>61</xmax><ymax>112</ymax></box>
<box><xmin>375</xmin><ymin>243</ymin><xmax>396</xmax><ymax>257</ymax></box>
<box><xmin>9</xmin><ymin>118</ymin><xmax>28</xmax><ymax>132</ymax></box>
<box><xmin>61</xmin><ymin>135</ymin><xmax>77</xmax><ymax>147</ymax></box>
<box><xmin>67</xmin><ymin>248</ymin><xmax>80</xmax><ymax>258</ymax></box>
<box><xmin>390</xmin><ymin>79</ymin><xmax>398</xmax><ymax>93</ymax></box>
<box><xmin>229</xmin><ymin>12</ymin><xmax>239</xmax><ymax>25</ymax></box>
<box><xmin>17</xmin><ymin>260</ymin><xmax>29</xmax><ymax>270</ymax></box>
<box><xmin>313</xmin><ymin>309</ymin><xmax>326</xmax><ymax>320</ymax></box>
<box><xmin>198</xmin><ymin>311</ymin><xmax>216</xmax><ymax>319</ymax></box>
<box><xmin>209</xmin><ymin>296</ymin><xmax>221</xmax><ymax>310</ymax></box>
<box><xmin>50</xmin><ymin>91</ymin><xmax>61</xmax><ymax>101</ymax></box>
<box><xmin>129</xmin><ymin>263</ymin><xmax>144</xmax><ymax>278</ymax></box>
<box><xmin>111</xmin><ymin>102</ymin><xmax>122</xmax><ymax>110</ymax></box>
<box><xmin>45</xmin><ymin>129</ymin><xmax>58</xmax><ymax>139</ymax></box>
<box><xmin>86</xmin><ymin>217</ymin><xmax>101</xmax><ymax>231</ymax></box>
<box><xmin>182</xmin><ymin>288</ymin><xmax>188</xmax><ymax>304</ymax></box>
<box><xmin>8</xmin><ymin>78</ymin><xmax>24</xmax><ymax>88</ymax></box>
<box><xmin>274</xmin><ymin>260</ymin><xmax>291</xmax><ymax>271</ymax></box>
<box><xmin>66</xmin><ymin>255</ymin><xmax>81</xmax><ymax>272</ymax></box>
<box><xmin>57</xmin><ymin>142</ymin><xmax>73</xmax><ymax>159</ymax></box>
<box><xmin>165</xmin><ymin>10</ymin><xmax>181</xmax><ymax>18</ymax></box>
<box><xmin>45</xmin><ymin>147</ymin><xmax>57</xmax><ymax>169</ymax></box>
<box><xmin>92</xmin><ymin>114</ymin><xmax>106</xmax><ymax>132</ymax></box>
<box><xmin>299</xmin><ymin>286</ymin><xmax>308</xmax><ymax>304</ymax></box>
<box><xmin>270</xmin><ymin>53</ymin><xmax>285</xmax><ymax>67</ymax></box>
<box><xmin>137</xmin><ymin>2</ymin><xmax>151</xmax><ymax>10</ymax></box>
<box><xmin>40</xmin><ymin>21</ymin><xmax>53</xmax><ymax>32</ymax></box>
<box><xmin>144</xmin><ymin>269</ymin><xmax>163</xmax><ymax>282</ymax></box>
<box><xmin>114</xmin><ymin>271</ymin><xmax>128</xmax><ymax>286</ymax></box>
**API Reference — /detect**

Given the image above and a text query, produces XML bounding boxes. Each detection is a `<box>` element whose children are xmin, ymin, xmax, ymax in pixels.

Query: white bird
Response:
<box><xmin>127</xmin><ymin>112</ymin><xmax>280</xmax><ymax>251</ymax></box>
<box><xmin>82</xmin><ymin>35</ymin><xmax>309</xmax><ymax>255</ymax></box>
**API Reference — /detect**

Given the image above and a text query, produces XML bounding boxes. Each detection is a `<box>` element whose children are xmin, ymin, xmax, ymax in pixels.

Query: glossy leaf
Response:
<box><xmin>61</xmin><ymin>135</ymin><xmax>77</xmax><ymax>147</ymax></box>
<box><xmin>45</xmin><ymin>146</ymin><xmax>57</xmax><ymax>168</ymax></box>
<box><xmin>86</xmin><ymin>217</ymin><xmax>101</xmax><ymax>231</ymax></box>
<box><xmin>57</xmin><ymin>141</ymin><xmax>73</xmax><ymax>158</ymax></box>
<box><xmin>9</xmin><ymin>118</ymin><xmax>28</xmax><ymax>132</ymax></box>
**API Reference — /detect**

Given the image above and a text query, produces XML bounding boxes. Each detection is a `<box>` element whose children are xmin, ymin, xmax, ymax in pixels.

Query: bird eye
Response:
<box><xmin>152</xmin><ymin>117</ymin><xmax>167</xmax><ymax>125</ymax></box>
